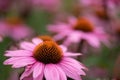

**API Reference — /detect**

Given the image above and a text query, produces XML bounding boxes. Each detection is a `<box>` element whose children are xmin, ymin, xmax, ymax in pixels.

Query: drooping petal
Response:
<box><xmin>20</xmin><ymin>65</ymin><xmax>33</xmax><ymax>80</ymax></box>
<box><xmin>55</xmin><ymin>65</ymin><xmax>67</xmax><ymax>80</ymax></box>
<box><xmin>59</xmin><ymin>57</ymin><xmax>86</xmax><ymax>80</ymax></box>
<box><xmin>63</xmin><ymin>31</ymin><xmax>82</xmax><ymax>46</ymax></box>
<box><xmin>83</xmin><ymin>33</ymin><xmax>100</xmax><ymax>47</ymax></box>
<box><xmin>61</xmin><ymin>57</ymin><xmax>87</xmax><ymax>75</ymax></box>
<box><xmin>12</xmin><ymin>57</ymin><xmax>36</xmax><ymax>68</ymax></box>
<box><xmin>33</xmin><ymin>62</ymin><xmax>44</xmax><ymax>78</ymax></box>
<box><xmin>59</xmin><ymin>63</ymin><xmax>81</xmax><ymax>80</ymax></box>
<box><xmin>20</xmin><ymin>41</ymin><xmax>36</xmax><ymax>51</ymax></box>
<box><xmin>4</xmin><ymin>57</ymin><xmax>30</xmax><ymax>65</ymax></box>
<box><xmin>5</xmin><ymin>50</ymin><xmax>32</xmax><ymax>57</ymax></box>
<box><xmin>44</xmin><ymin>64</ymin><xmax>60</xmax><ymax>80</ymax></box>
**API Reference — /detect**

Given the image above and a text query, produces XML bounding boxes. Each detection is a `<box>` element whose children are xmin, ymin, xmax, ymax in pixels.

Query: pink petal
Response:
<box><xmin>32</xmin><ymin>38</ymin><xmax>43</xmax><ymax>45</ymax></box>
<box><xmin>63</xmin><ymin>31</ymin><xmax>82</xmax><ymax>46</ymax></box>
<box><xmin>67</xmin><ymin>31</ymin><xmax>82</xmax><ymax>43</ymax></box>
<box><xmin>83</xmin><ymin>33</ymin><xmax>100</xmax><ymax>47</ymax></box>
<box><xmin>59</xmin><ymin>63</ymin><xmax>81</xmax><ymax>80</ymax></box>
<box><xmin>63</xmin><ymin>39</ymin><xmax>72</xmax><ymax>46</ymax></box>
<box><xmin>44</xmin><ymin>64</ymin><xmax>60</xmax><ymax>80</ymax></box>
<box><xmin>34</xmin><ymin>73</ymin><xmax>44</xmax><ymax>80</ymax></box>
<box><xmin>61</xmin><ymin>57</ymin><xmax>87</xmax><ymax>75</ymax></box>
<box><xmin>59</xmin><ymin>45</ymin><xmax>67</xmax><ymax>52</ymax></box>
<box><xmin>47</xmin><ymin>23</ymin><xmax>70</xmax><ymax>33</ymax></box>
<box><xmin>4</xmin><ymin>57</ymin><xmax>29</xmax><ymax>65</ymax></box>
<box><xmin>55</xmin><ymin>65</ymin><xmax>67</xmax><ymax>80</ymax></box>
<box><xmin>59</xmin><ymin>57</ymin><xmax>86</xmax><ymax>80</ymax></box>
<box><xmin>0</xmin><ymin>21</ymin><xmax>9</xmax><ymax>35</ymax></box>
<box><xmin>23</xmin><ymin>76</ymin><xmax>33</xmax><ymax>80</ymax></box>
<box><xmin>95</xmin><ymin>31</ymin><xmax>110</xmax><ymax>47</ymax></box>
<box><xmin>5</xmin><ymin>50</ymin><xmax>32</xmax><ymax>57</ymax></box>
<box><xmin>33</xmin><ymin>62</ymin><xmax>44</xmax><ymax>78</ymax></box>
<box><xmin>53</xmin><ymin>33</ymin><xmax>67</xmax><ymax>41</ymax></box>
<box><xmin>12</xmin><ymin>57</ymin><xmax>36</xmax><ymax>68</ymax></box>
<box><xmin>9</xmin><ymin>25</ymin><xmax>33</xmax><ymax>40</ymax></box>
<box><xmin>53</xmin><ymin>28</ymin><xmax>71</xmax><ymax>41</ymax></box>
<box><xmin>20</xmin><ymin>65</ymin><xmax>33</xmax><ymax>80</ymax></box>
<box><xmin>20</xmin><ymin>41</ymin><xmax>36</xmax><ymax>51</ymax></box>
<box><xmin>68</xmin><ymin>16</ymin><xmax>77</xmax><ymax>26</ymax></box>
<box><xmin>64</xmin><ymin>52</ymin><xmax>81</xmax><ymax>57</ymax></box>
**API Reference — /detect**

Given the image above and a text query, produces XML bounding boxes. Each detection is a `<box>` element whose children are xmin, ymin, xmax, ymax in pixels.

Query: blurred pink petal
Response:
<box><xmin>0</xmin><ymin>17</ymin><xmax>34</xmax><ymax>41</ymax></box>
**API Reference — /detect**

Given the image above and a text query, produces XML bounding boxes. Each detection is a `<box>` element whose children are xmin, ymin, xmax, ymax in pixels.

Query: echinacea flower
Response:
<box><xmin>0</xmin><ymin>17</ymin><xmax>33</xmax><ymax>41</ymax></box>
<box><xmin>4</xmin><ymin>36</ymin><xmax>87</xmax><ymax>80</ymax></box>
<box><xmin>48</xmin><ymin>17</ymin><xmax>109</xmax><ymax>47</ymax></box>
<box><xmin>94</xmin><ymin>9</ymin><xmax>110</xmax><ymax>21</ymax></box>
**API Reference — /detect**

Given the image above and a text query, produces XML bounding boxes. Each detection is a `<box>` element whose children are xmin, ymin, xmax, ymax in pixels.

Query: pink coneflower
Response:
<box><xmin>4</xmin><ymin>36</ymin><xmax>86</xmax><ymax>80</ymax></box>
<box><xmin>94</xmin><ymin>8</ymin><xmax>110</xmax><ymax>21</ymax></box>
<box><xmin>0</xmin><ymin>17</ymin><xmax>33</xmax><ymax>41</ymax></box>
<box><xmin>48</xmin><ymin>17</ymin><xmax>109</xmax><ymax>47</ymax></box>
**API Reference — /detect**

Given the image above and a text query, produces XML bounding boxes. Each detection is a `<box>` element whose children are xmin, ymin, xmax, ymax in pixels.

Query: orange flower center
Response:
<box><xmin>6</xmin><ymin>17</ymin><xmax>23</xmax><ymax>26</ymax></box>
<box><xmin>33</xmin><ymin>41</ymin><xmax>63</xmax><ymax>64</ymax></box>
<box><xmin>38</xmin><ymin>35</ymin><xmax>53</xmax><ymax>42</ymax></box>
<box><xmin>73</xmin><ymin>18</ymin><xmax>94</xmax><ymax>32</ymax></box>
<box><xmin>95</xmin><ymin>10</ymin><xmax>109</xmax><ymax>20</ymax></box>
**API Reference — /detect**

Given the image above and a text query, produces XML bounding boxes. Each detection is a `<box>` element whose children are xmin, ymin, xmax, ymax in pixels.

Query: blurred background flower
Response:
<box><xmin>0</xmin><ymin>16</ymin><xmax>34</xmax><ymax>41</ymax></box>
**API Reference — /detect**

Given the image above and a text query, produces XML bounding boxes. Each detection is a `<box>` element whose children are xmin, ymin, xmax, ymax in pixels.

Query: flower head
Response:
<box><xmin>95</xmin><ymin>9</ymin><xmax>110</xmax><ymax>20</ymax></box>
<box><xmin>48</xmin><ymin>16</ymin><xmax>109</xmax><ymax>47</ymax></box>
<box><xmin>73</xmin><ymin>18</ymin><xmax>94</xmax><ymax>32</ymax></box>
<box><xmin>4</xmin><ymin>36</ymin><xmax>86</xmax><ymax>80</ymax></box>
<box><xmin>0</xmin><ymin>17</ymin><xmax>33</xmax><ymax>41</ymax></box>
